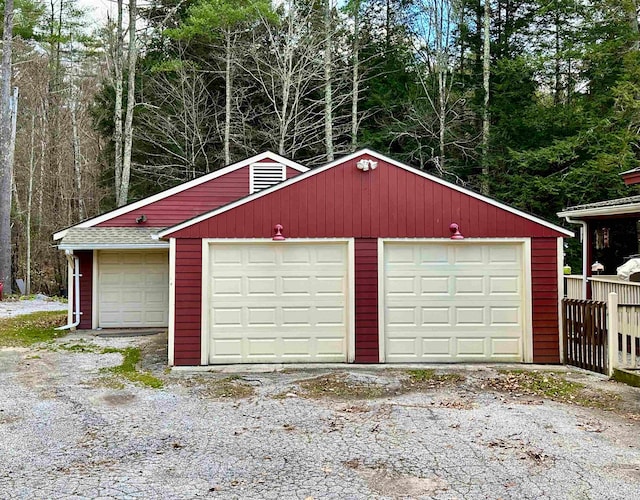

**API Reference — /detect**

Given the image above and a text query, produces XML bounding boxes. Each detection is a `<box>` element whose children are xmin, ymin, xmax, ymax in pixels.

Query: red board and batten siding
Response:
<box><xmin>77</xmin><ymin>250</ymin><xmax>93</xmax><ymax>329</ymax></box>
<box><xmin>531</xmin><ymin>238</ymin><xmax>560</xmax><ymax>363</ymax></box>
<box><xmin>169</xmin><ymin>156</ymin><xmax>567</xmax><ymax>365</ymax></box>
<box><xmin>97</xmin><ymin>165</ymin><xmax>301</xmax><ymax>228</ymax></box>
<box><xmin>173</xmin><ymin>239</ymin><xmax>203</xmax><ymax>365</ymax></box>
<box><xmin>355</xmin><ymin>239</ymin><xmax>379</xmax><ymax>363</ymax></box>
<box><xmin>169</xmin><ymin>158</ymin><xmax>563</xmax><ymax>239</ymax></box>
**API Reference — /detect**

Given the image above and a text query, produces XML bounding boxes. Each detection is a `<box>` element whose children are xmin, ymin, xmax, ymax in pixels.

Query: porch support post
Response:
<box><xmin>607</xmin><ymin>292</ymin><xmax>618</xmax><ymax>376</ymax></box>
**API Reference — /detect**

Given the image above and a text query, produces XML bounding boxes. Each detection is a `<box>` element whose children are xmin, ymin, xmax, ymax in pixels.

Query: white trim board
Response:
<box><xmin>168</xmin><ymin>238</ymin><xmax>176</xmax><ymax>366</ymax></box>
<box><xmin>53</xmin><ymin>152</ymin><xmax>308</xmax><ymax>241</ymax></box>
<box><xmin>159</xmin><ymin>149</ymin><xmax>573</xmax><ymax>238</ymax></box>
<box><xmin>58</xmin><ymin>243</ymin><xmax>169</xmax><ymax>251</ymax></box>
<box><xmin>557</xmin><ymin>237</ymin><xmax>565</xmax><ymax>363</ymax></box>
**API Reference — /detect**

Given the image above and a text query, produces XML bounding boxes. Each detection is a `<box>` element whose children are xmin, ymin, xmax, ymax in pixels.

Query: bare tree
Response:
<box><xmin>136</xmin><ymin>61</ymin><xmax>216</xmax><ymax>183</ymax></box>
<box><xmin>112</xmin><ymin>0</ymin><xmax>124</xmax><ymax>205</ymax></box>
<box><xmin>243</xmin><ymin>1</ymin><xmax>325</xmax><ymax>158</ymax></box>
<box><xmin>392</xmin><ymin>0</ymin><xmax>477</xmax><ymax>175</ymax></box>
<box><xmin>0</xmin><ymin>0</ymin><xmax>14</xmax><ymax>293</ymax></box>
<box><xmin>119</xmin><ymin>0</ymin><xmax>137</xmax><ymax>206</ymax></box>
<box><xmin>481</xmin><ymin>0</ymin><xmax>491</xmax><ymax>194</ymax></box>
<box><xmin>324</xmin><ymin>0</ymin><xmax>334</xmax><ymax>161</ymax></box>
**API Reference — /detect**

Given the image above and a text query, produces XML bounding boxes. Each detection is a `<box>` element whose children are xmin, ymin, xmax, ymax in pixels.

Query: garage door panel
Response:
<box><xmin>421</xmin><ymin>307</ymin><xmax>451</xmax><ymax>326</ymax></box>
<box><xmin>491</xmin><ymin>338</ymin><xmax>521</xmax><ymax>356</ymax></box>
<box><xmin>490</xmin><ymin>307</ymin><xmax>520</xmax><ymax>325</ymax></box>
<box><xmin>212</xmin><ymin>277</ymin><xmax>243</xmax><ymax>296</ymax></box>
<box><xmin>455</xmin><ymin>307</ymin><xmax>485</xmax><ymax>325</ymax></box>
<box><xmin>282</xmin><ymin>277</ymin><xmax>312</xmax><ymax>295</ymax></box>
<box><xmin>208</xmin><ymin>243</ymin><xmax>348</xmax><ymax>363</ymax></box>
<box><xmin>454</xmin><ymin>276</ymin><xmax>485</xmax><ymax>294</ymax></box>
<box><xmin>248</xmin><ymin>307</ymin><xmax>277</xmax><ymax>326</ymax></box>
<box><xmin>422</xmin><ymin>338</ymin><xmax>451</xmax><ymax>357</ymax></box>
<box><xmin>316</xmin><ymin>307</ymin><xmax>345</xmax><ymax>325</ymax></box>
<box><xmin>456</xmin><ymin>338</ymin><xmax>486</xmax><ymax>355</ymax></box>
<box><xmin>387</xmin><ymin>276</ymin><xmax>416</xmax><ymax>295</ymax></box>
<box><xmin>282</xmin><ymin>246</ymin><xmax>310</xmax><ymax>263</ymax></box>
<box><xmin>489</xmin><ymin>245</ymin><xmax>520</xmax><ymax>263</ymax></box>
<box><xmin>453</xmin><ymin>245</ymin><xmax>485</xmax><ymax>263</ymax></box>
<box><xmin>316</xmin><ymin>276</ymin><xmax>345</xmax><ymax>295</ymax></box>
<box><xmin>489</xmin><ymin>276</ymin><xmax>520</xmax><ymax>294</ymax></box>
<box><xmin>384</xmin><ymin>242</ymin><xmax>524</xmax><ymax>362</ymax></box>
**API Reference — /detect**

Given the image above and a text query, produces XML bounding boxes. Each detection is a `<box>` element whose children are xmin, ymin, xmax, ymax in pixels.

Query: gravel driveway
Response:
<box><xmin>0</xmin><ymin>296</ymin><xmax>67</xmax><ymax>318</ymax></box>
<box><xmin>1</xmin><ymin>332</ymin><xmax>639</xmax><ymax>499</ymax></box>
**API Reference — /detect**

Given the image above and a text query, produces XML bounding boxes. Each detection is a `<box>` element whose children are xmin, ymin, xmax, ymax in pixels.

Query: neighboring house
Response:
<box><xmin>55</xmin><ymin>150</ymin><xmax>572</xmax><ymax>367</ymax></box>
<box><xmin>557</xmin><ymin>169</ymin><xmax>640</xmax><ymax>303</ymax></box>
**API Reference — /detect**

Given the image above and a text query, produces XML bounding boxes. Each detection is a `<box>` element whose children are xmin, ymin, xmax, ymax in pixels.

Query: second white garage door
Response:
<box><xmin>383</xmin><ymin>242</ymin><xmax>526</xmax><ymax>362</ymax></box>
<box><xmin>97</xmin><ymin>250</ymin><xmax>169</xmax><ymax>328</ymax></box>
<box><xmin>206</xmin><ymin>242</ymin><xmax>349</xmax><ymax>364</ymax></box>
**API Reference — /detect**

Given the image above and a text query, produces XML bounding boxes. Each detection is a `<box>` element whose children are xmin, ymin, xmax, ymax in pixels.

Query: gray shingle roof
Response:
<box><xmin>58</xmin><ymin>227</ymin><xmax>168</xmax><ymax>249</ymax></box>
<box><xmin>561</xmin><ymin>195</ymin><xmax>640</xmax><ymax>213</ymax></box>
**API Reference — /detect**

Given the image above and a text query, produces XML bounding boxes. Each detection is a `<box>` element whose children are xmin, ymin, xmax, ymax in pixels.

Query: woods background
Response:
<box><xmin>3</xmin><ymin>0</ymin><xmax>640</xmax><ymax>294</ymax></box>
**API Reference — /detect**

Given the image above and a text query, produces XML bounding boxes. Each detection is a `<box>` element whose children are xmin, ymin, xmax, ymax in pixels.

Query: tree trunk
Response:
<box><xmin>0</xmin><ymin>0</ymin><xmax>14</xmax><ymax>293</ymax></box>
<box><xmin>224</xmin><ymin>31</ymin><xmax>232</xmax><ymax>165</ymax></box>
<box><xmin>438</xmin><ymin>70</ymin><xmax>446</xmax><ymax>170</ymax></box>
<box><xmin>27</xmin><ymin>114</ymin><xmax>36</xmax><ymax>296</ymax></box>
<box><xmin>114</xmin><ymin>0</ymin><xmax>124</xmax><ymax>205</ymax></box>
<box><xmin>37</xmin><ymin>100</ymin><xmax>46</xmax><ymax>231</ymax></box>
<box><xmin>71</xmin><ymin>89</ymin><xmax>84</xmax><ymax>219</ymax></box>
<box><xmin>324</xmin><ymin>0</ymin><xmax>333</xmax><ymax>162</ymax></box>
<box><xmin>628</xmin><ymin>0</ymin><xmax>639</xmax><ymax>50</ymax></box>
<box><xmin>481</xmin><ymin>0</ymin><xmax>490</xmax><ymax>195</ymax></box>
<box><xmin>554</xmin><ymin>7</ymin><xmax>561</xmax><ymax>105</ymax></box>
<box><xmin>119</xmin><ymin>0</ymin><xmax>137</xmax><ymax>207</ymax></box>
<box><xmin>351</xmin><ymin>0</ymin><xmax>360</xmax><ymax>152</ymax></box>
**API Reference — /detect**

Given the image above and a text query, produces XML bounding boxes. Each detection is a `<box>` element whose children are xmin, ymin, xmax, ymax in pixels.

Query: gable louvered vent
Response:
<box><xmin>250</xmin><ymin>163</ymin><xmax>286</xmax><ymax>193</ymax></box>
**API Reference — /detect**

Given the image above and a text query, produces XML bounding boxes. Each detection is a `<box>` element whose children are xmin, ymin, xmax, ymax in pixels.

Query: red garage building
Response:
<box><xmin>56</xmin><ymin>150</ymin><xmax>572</xmax><ymax>366</ymax></box>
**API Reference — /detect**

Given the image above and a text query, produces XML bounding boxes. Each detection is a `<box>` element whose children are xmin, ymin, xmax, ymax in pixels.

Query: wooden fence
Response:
<box><xmin>562</xmin><ymin>298</ymin><xmax>608</xmax><ymax>374</ymax></box>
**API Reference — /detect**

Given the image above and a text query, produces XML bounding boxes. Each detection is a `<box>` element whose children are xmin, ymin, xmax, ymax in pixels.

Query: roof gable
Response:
<box><xmin>159</xmin><ymin>150</ymin><xmax>573</xmax><ymax>239</ymax></box>
<box><xmin>53</xmin><ymin>152</ymin><xmax>308</xmax><ymax>240</ymax></box>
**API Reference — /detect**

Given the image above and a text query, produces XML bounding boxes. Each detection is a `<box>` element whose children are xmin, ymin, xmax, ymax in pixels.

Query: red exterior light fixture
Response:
<box><xmin>449</xmin><ymin>223</ymin><xmax>464</xmax><ymax>240</ymax></box>
<box><xmin>273</xmin><ymin>224</ymin><xmax>285</xmax><ymax>241</ymax></box>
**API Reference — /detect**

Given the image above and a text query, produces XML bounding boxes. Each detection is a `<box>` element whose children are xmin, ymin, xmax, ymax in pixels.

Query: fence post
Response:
<box><xmin>607</xmin><ymin>292</ymin><xmax>618</xmax><ymax>377</ymax></box>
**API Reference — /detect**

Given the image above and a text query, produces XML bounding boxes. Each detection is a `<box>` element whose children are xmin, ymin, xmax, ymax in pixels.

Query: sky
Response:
<box><xmin>78</xmin><ymin>0</ymin><xmax>113</xmax><ymax>24</ymax></box>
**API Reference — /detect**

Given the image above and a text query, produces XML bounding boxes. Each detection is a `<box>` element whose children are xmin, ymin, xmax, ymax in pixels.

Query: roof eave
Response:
<box><xmin>58</xmin><ymin>243</ymin><xmax>170</xmax><ymax>251</ymax></box>
<box><xmin>557</xmin><ymin>203</ymin><xmax>640</xmax><ymax>219</ymax></box>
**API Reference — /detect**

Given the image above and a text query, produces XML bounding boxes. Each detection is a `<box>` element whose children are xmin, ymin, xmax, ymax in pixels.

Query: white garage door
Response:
<box><xmin>206</xmin><ymin>242</ymin><xmax>349</xmax><ymax>364</ymax></box>
<box><xmin>384</xmin><ymin>242</ymin><xmax>525</xmax><ymax>362</ymax></box>
<box><xmin>98</xmin><ymin>250</ymin><xmax>169</xmax><ymax>328</ymax></box>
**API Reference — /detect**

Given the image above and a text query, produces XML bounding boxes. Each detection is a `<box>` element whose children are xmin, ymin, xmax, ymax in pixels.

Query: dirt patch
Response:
<box><xmin>173</xmin><ymin>375</ymin><xmax>255</xmax><ymax>400</ymax></box>
<box><xmin>296</xmin><ymin>372</ymin><xmax>394</xmax><ymax>400</ymax></box>
<box><xmin>484</xmin><ymin>437</ymin><xmax>554</xmax><ymax>469</ymax></box>
<box><xmin>0</xmin><ymin>411</ymin><xmax>22</xmax><ymax>425</ymax></box>
<box><xmin>293</xmin><ymin>370</ymin><xmax>465</xmax><ymax>401</ymax></box>
<box><xmin>488</xmin><ymin>370</ymin><xmax>622</xmax><ymax>411</ymax></box>
<box><xmin>101</xmin><ymin>393</ymin><xmax>136</xmax><ymax>406</ymax></box>
<box><xmin>346</xmin><ymin>461</ymin><xmax>449</xmax><ymax>498</ymax></box>
<box><xmin>603</xmin><ymin>463</ymin><xmax>640</xmax><ymax>482</ymax></box>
